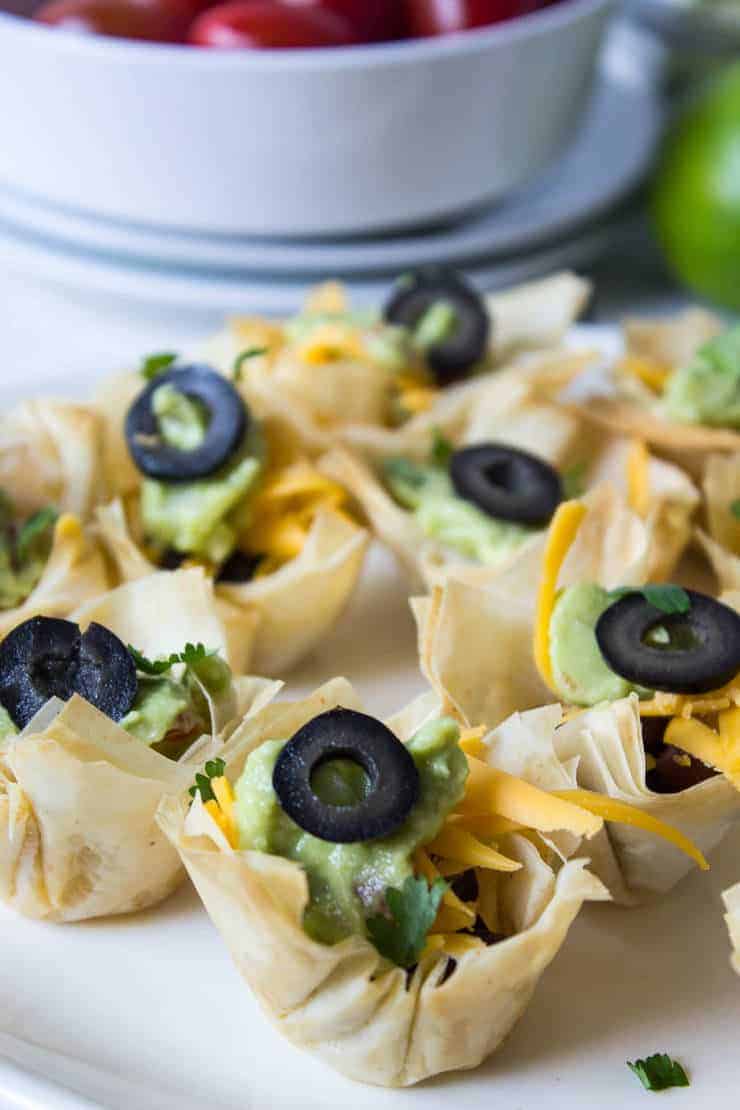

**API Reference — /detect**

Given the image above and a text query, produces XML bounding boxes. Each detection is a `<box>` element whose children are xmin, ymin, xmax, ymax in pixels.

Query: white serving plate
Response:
<box><xmin>1</xmin><ymin>337</ymin><xmax>740</xmax><ymax>1108</ymax></box>
<box><xmin>0</xmin><ymin>0</ymin><xmax>612</xmax><ymax>238</ymax></box>
<box><xmin>0</xmin><ymin>34</ymin><xmax>661</xmax><ymax>276</ymax></box>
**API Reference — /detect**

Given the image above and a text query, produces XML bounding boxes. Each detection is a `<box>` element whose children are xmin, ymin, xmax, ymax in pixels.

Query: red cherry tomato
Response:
<box><xmin>189</xmin><ymin>1</ymin><xmax>357</xmax><ymax>46</ymax></box>
<box><xmin>282</xmin><ymin>0</ymin><xmax>404</xmax><ymax>42</ymax></box>
<box><xmin>35</xmin><ymin>0</ymin><xmax>202</xmax><ymax>40</ymax></box>
<box><xmin>404</xmin><ymin>0</ymin><xmax>539</xmax><ymax>36</ymax></box>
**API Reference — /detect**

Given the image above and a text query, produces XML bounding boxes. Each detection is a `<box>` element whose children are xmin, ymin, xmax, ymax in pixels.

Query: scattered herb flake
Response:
<box><xmin>141</xmin><ymin>352</ymin><xmax>177</xmax><ymax>380</ymax></box>
<box><xmin>607</xmin><ymin>585</ymin><xmax>691</xmax><ymax>616</ymax></box>
<box><xmin>562</xmin><ymin>461</ymin><xmax>588</xmax><ymax>499</ymax></box>
<box><xmin>731</xmin><ymin>499</ymin><xmax>740</xmax><ymax>520</ymax></box>
<box><xmin>431</xmin><ymin>429</ymin><xmax>454</xmax><ymax>468</ymax></box>
<box><xmin>128</xmin><ymin>641</ymin><xmax>213</xmax><ymax>676</ymax></box>
<box><xmin>367</xmin><ymin>876</ymin><xmax>447</xmax><ymax>969</ymax></box>
<box><xmin>16</xmin><ymin>507</ymin><xmax>58</xmax><ymax>562</ymax></box>
<box><xmin>233</xmin><ymin>347</ymin><xmax>268</xmax><ymax>382</ymax></box>
<box><xmin>627</xmin><ymin>1053</ymin><xmax>689</xmax><ymax>1092</ymax></box>
<box><xmin>189</xmin><ymin>757</ymin><xmax>227</xmax><ymax>802</ymax></box>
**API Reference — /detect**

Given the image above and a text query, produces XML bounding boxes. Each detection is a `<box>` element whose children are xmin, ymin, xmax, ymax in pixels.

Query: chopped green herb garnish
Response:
<box><xmin>607</xmin><ymin>585</ymin><xmax>691</xmax><ymax>616</ymax></box>
<box><xmin>16</xmin><ymin>507</ymin><xmax>58</xmax><ymax>562</ymax></box>
<box><xmin>141</xmin><ymin>352</ymin><xmax>178</xmax><ymax>380</ymax></box>
<box><xmin>562</xmin><ymin>461</ymin><xmax>588</xmax><ymax>499</ymax></box>
<box><xmin>233</xmin><ymin>347</ymin><xmax>268</xmax><ymax>382</ymax></box>
<box><xmin>431</xmin><ymin>429</ymin><xmax>454</xmax><ymax>468</ymax></box>
<box><xmin>731</xmin><ymin>499</ymin><xmax>740</xmax><ymax>520</ymax></box>
<box><xmin>367</xmin><ymin>876</ymin><xmax>447</xmax><ymax>969</ymax></box>
<box><xmin>627</xmin><ymin>1053</ymin><xmax>689</xmax><ymax>1092</ymax></box>
<box><xmin>189</xmin><ymin>758</ymin><xmax>227</xmax><ymax>802</ymax></box>
<box><xmin>128</xmin><ymin>641</ymin><xmax>213</xmax><ymax>676</ymax></box>
<box><xmin>383</xmin><ymin>457</ymin><xmax>427</xmax><ymax>490</ymax></box>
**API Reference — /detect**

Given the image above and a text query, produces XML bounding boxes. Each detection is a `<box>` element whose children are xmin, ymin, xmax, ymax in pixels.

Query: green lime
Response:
<box><xmin>651</xmin><ymin>63</ymin><xmax>740</xmax><ymax>310</ymax></box>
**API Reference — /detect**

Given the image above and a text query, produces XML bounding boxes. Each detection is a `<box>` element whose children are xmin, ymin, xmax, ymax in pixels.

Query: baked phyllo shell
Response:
<box><xmin>157</xmin><ymin>678</ymin><xmax>608</xmax><ymax>1088</ymax></box>
<box><xmin>724</xmin><ymin>882</ymin><xmax>740</xmax><ymax>975</ymax></box>
<box><xmin>0</xmin><ymin>398</ymin><xmax>103</xmax><ymax>519</ymax></box>
<box><xmin>0</xmin><ymin>569</ymin><xmax>280</xmax><ymax>922</ymax></box>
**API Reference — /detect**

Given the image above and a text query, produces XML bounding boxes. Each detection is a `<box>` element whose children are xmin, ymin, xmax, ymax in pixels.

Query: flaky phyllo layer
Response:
<box><xmin>157</xmin><ymin>677</ymin><xmax>708</xmax><ymax>1086</ymax></box>
<box><xmin>0</xmin><ymin>570</ymin><xmax>280</xmax><ymax>922</ymax></box>
<box><xmin>417</xmin><ymin>493</ymin><xmax>740</xmax><ymax>902</ymax></box>
<box><xmin>93</xmin><ymin>360</ymin><xmax>368</xmax><ymax>676</ymax></box>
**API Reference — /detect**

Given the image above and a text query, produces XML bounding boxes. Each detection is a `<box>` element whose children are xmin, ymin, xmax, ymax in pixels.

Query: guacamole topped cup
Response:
<box><xmin>93</xmin><ymin>359</ymin><xmax>368</xmax><ymax>675</ymax></box>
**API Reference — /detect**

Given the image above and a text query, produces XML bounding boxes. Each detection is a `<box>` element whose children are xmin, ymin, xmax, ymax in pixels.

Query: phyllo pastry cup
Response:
<box><xmin>0</xmin><ymin>568</ymin><xmax>280</xmax><ymax>922</ymax></box>
<box><xmin>0</xmin><ymin>397</ymin><xmax>103</xmax><ymax>520</ymax></box>
<box><xmin>320</xmin><ymin>393</ymin><xmax>697</xmax><ymax>591</ymax></box>
<box><xmin>158</xmin><ymin>677</ymin><xmax>616</xmax><ymax>1087</ymax></box>
<box><xmin>193</xmin><ymin>272</ymin><xmax>592</xmax><ymax>458</ymax></box>
<box><xmin>418</xmin><ymin>496</ymin><xmax>740</xmax><ymax>903</ymax></box>
<box><xmin>93</xmin><ymin>361</ymin><xmax>369</xmax><ymax>676</ymax></box>
<box><xmin>567</xmin><ymin>307</ymin><xmax>740</xmax><ymax>472</ymax></box>
<box><xmin>695</xmin><ymin>452</ymin><xmax>740</xmax><ymax>593</ymax></box>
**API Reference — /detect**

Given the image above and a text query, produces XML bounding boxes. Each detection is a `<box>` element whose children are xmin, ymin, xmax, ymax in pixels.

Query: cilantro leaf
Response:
<box><xmin>16</xmin><ymin>507</ymin><xmax>58</xmax><ymax>562</ymax></box>
<box><xmin>627</xmin><ymin>1053</ymin><xmax>689</xmax><ymax>1092</ymax></box>
<box><xmin>431</xmin><ymin>429</ymin><xmax>454</xmax><ymax>468</ymax></box>
<box><xmin>233</xmin><ymin>347</ymin><xmax>268</xmax><ymax>382</ymax></box>
<box><xmin>607</xmin><ymin>585</ymin><xmax>691</xmax><ymax>616</ymax></box>
<box><xmin>562</xmin><ymin>461</ymin><xmax>588</xmax><ymax>499</ymax></box>
<box><xmin>189</xmin><ymin>757</ymin><xmax>226</xmax><ymax>802</ymax></box>
<box><xmin>141</xmin><ymin>352</ymin><xmax>177</xmax><ymax>380</ymax></box>
<box><xmin>367</xmin><ymin>876</ymin><xmax>447</xmax><ymax>968</ymax></box>
<box><xmin>731</xmin><ymin>499</ymin><xmax>740</xmax><ymax>520</ymax></box>
<box><xmin>128</xmin><ymin>641</ymin><xmax>213</xmax><ymax>676</ymax></box>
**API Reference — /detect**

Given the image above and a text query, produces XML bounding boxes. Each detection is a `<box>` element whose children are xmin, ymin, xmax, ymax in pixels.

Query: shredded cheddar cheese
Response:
<box><xmin>395</xmin><ymin>375</ymin><xmax>438</xmax><ymax>416</ymax></box>
<box><xmin>458</xmin><ymin>726</ymin><xmax>487</xmax><ymax>759</ymax></box>
<box><xmin>665</xmin><ymin>715</ymin><xmax>740</xmax><ymax>790</ymax></box>
<box><xmin>626</xmin><ymin>438</ymin><xmax>650</xmax><ymax>518</ymax></box>
<box><xmin>204</xmin><ymin>776</ymin><xmax>239</xmax><ymax>848</ymax></box>
<box><xmin>621</xmin><ymin>355</ymin><xmax>671</xmax><ymax>393</ymax></box>
<box><xmin>638</xmin><ymin>683</ymin><xmax>740</xmax><ymax>719</ymax></box>
<box><xmin>553</xmin><ymin>788</ymin><xmax>709</xmax><ymax>870</ymax></box>
<box><xmin>426</xmin><ymin>825</ymin><xmax>522</xmax><ymax>873</ymax></box>
<box><xmin>533</xmin><ymin>500</ymin><xmax>588</xmax><ymax>691</ymax></box>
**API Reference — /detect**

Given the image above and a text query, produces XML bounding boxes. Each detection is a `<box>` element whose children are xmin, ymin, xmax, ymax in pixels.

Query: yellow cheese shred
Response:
<box><xmin>553</xmin><ymin>788</ymin><xmax>709</xmax><ymax>870</ymax></box>
<box><xmin>626</xmin><ymin>438</ymin><xmax>650</xmax><ymax>519</ymax></box>
<box><xmin>533</xmin><ymin>499</ymin><xmax>588</xmax><ymax>690</ymax></box>
<box><xmin>621</xmin><ymin>355</ymin><xmax>671</xmax><ymax>393</ymax></box>
<box><xmin>205</xmin><ymin>777</ymin><xmax>239</xmax><ymax>849</ymax></box>
<box><xmin>426</xmin><ymin>825</ymin><xmax>522</xmax><ymax>873</ymax></box>
<box><xmin>458</xmin><ymin>726</ymin><xmax>487</xmax><ymax>759</ymax></box>
<box><xmin>665</xmin><ymin>716</ymin><xmax>740</xmax><ymax>790</ymax></box>
<box><xmin>459</xmin><ymin>755</ymin><xmax>603</xmax><ymax>839</ymax></box>
<box><xmin>638</xmin><ymin>683</ymin><xmax>740</xmax><ymax>719</ymax></box>
<box><xmin>415</xmin><ymin>849</ymin><xmax>476</xmax><ymax>931</ymax></box>
<box><xmin>423</xmin><ymin>933</ymin><xmax>484</xmax><ymax>959</ymax></box>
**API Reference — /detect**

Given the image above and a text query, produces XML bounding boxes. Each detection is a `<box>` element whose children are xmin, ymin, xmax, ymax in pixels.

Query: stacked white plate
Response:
<box><xmin>0</xmin><ymin>24</ymin><xmax>664</xmax><ymax>315</ymax></box>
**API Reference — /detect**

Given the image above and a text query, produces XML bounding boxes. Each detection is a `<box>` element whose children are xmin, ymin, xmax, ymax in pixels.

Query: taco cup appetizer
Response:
<box><xmin>94</xmin><ymin>361</ymin><xmax>368</xmax><ymax>675</ymax></box>
<box><xmin>419</xmin><ymin>497</ymin><xmax>740</xmax><ymax>901</ymax></box>
<box><xmin>321</xmin><ymin>402</ymin><xmax>696</xmax><ymax>590</ymax></box>
<box><xmin>0</xmin><ymin>568</ymin><xmax>279</xmax><ymax>922</ymax></box>
<box><xmin>194</xmin><ymin>269</ymin><xmax>591</xmax><ymax>457</ymax></box>
<box><xmin>569</xmin><ymin>308</ymin><xmax>740</xmax><ymax>467</ymax></box>
<box><xmin>158</xmin><ymin>677</ymin><xmax>703</xmax><ymax>1086</ymax></box>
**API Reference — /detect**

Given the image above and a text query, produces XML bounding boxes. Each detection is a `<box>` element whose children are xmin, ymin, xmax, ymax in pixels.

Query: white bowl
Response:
<box><xmin>0</xmin><ymin>0</ymin><xmax>613</xmax><ymax>239</ymax></box>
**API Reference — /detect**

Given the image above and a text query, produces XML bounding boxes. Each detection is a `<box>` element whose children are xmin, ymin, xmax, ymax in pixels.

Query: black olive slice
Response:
<box><xmin>0</xmin><ymin>617</ymin><xmax>138</xmax><ymax>729</ymax></box>
<box><xmin>596</xmin><ymin>590</ymin><xmax>740</xmax><ymax>695</ymax></box>
<box><xmin>216</xmin><ymin>550</ymin><xmax>262</xmax><ymax>584</ymax></box>
<box><xmin>272</xmin><ymin>707</ymin><xmax>419</xmax><ymax>843</ymax></box>
<box><xmin>125</xmin><ymin>365</ymin><xmax>247</xmax><ymax>482</ymax></box>
<box><xmin>384</xmin><ymin>267</ymin><xmax>490</xmax><ymax>385</ymax></box>
<box><xmin>449</xmin><ymin>444</ymin><xmax>563</xmax><ymax>526</ymax></box>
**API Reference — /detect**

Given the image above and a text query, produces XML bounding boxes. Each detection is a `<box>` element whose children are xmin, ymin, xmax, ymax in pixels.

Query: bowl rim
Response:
<box><xmin>0</xmin><ymin>0</ymin><xmax>613</xmax><ymax>70</ymax></box>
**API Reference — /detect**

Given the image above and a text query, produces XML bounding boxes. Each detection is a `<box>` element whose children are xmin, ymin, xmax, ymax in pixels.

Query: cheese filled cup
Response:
<box><xmin>93</xmin><ymin>359</ymin><xmax>368</xmax><ymax>675</ymax></box>
<box><xmin>158</xmin><ymin>678</ymin><xmax>699</xmax><ymax>1086</ymax></box>
<box><xmin>418</xmin><ymin>496</ymin><xmax>740</xmax><ymax>902</ymax></box>
<box><xmin>0</xmin><ymin>568</ymin><xmax>280</xmax><ymax>922</ymax></box>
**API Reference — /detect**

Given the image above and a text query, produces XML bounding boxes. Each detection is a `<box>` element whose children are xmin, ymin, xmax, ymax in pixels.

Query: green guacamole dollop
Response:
<box><xmin>549</xmin><ymin>583</ymin><xmax>651</xmax><ymax>706</ymax></box>
<box><xmin>384</xmin><ymin>457</ymin><xmax>532</xmax><ymax>567</ymax></box>
<box><xmin>664</xmin><ymin>324</ymin><xmax>740</xmax><ymax>428</ymax></box>
<box><xmin>140</xmin><ymin>383</ymin><xmax>264</xmax><ymax>565</ymax></box>
<box><xmin>234</xmin><ymin>717</ymin><xmax>468</xmax><ymax>945</ymax></box>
